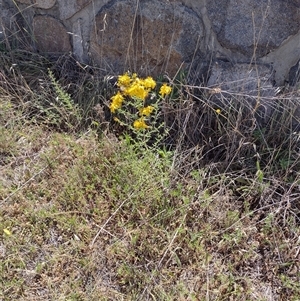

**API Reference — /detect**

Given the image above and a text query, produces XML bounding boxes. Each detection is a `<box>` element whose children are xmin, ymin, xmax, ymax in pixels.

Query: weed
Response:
<box><xmin>108</xmin><ymin>72</ymin><xmax>173</xmax><ymax>149</ymax></box>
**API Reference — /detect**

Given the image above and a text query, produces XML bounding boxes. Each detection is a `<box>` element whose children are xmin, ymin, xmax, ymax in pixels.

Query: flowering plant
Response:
<box><xmin>109</xmin><ymin>72</ymin><xmax>172</xmax><ymax>134</ymax></box>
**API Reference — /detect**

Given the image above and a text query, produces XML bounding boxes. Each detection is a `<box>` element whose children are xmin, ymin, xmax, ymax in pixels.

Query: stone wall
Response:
<box><xmin>1</xmin><ymin>0</ymin><xmax>300</xmax><ymax>87</ymax></box>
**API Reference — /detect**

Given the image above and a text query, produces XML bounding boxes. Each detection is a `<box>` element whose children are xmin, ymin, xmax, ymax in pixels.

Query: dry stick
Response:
<box><xmin>0</xmin><ymin>166</ymin><xmax>48</xmax><ymax>206</ymax></box>
<box><xmin>158</xmin><ymin>213</ymin><xmax>187</xmax><ymax>268</ymax></box>
<box><xmin>138</xmin><ymin>213</ymin><xmax>187</xmax><ymax>300</ymax></box>
<box><xmin>206</xmin><ymin>252</ymin><xmax>210</xmax><ymax>301</ymax></box>
<box><xmin>187</xmin><ymin>34</ymin><xmax>201</xmax><ymax>79</ymax></box>
<box><xmin>219</xmin><ymin>199</ymin><xmax>291</xmax><ymax>235</ymax></box>
<box><xmin>125</xmin><ymin>0</ymin><xmax>139</xmax><ymax>70</ymax></box>
<box><xmin>89</xmin><ymin>192</ymin><xmax>134</xmax><ymax>248</ymax></box>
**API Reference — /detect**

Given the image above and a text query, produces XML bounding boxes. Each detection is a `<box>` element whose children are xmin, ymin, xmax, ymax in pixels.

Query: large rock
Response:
<box><xmin>59</xmin><ymin>0</ymin><xmax>91</xmax><ymax>20</ymax></box>
<box><xmin>33</xmin><ymin>15</ymin><xmax>72</xmax><ymax>53</ymax></box>
<box><xmin>289</xmin><ymin>60</ymin><xmax>300</xmax><ymax>86</ymax></box>
<box><xmin>207</xmin><ymin>61</ymin><xmax>279</xmax><ymax>127</ymax></box>
<box><xmin>0</xmin><ymin>0</ymin><xmax>17</xmax><ymax>45</ymax></box>
<box><xmin>206</xmin><ymin>0</ymin><xmax>300</xmax><ymax>58</ymax></box>
<box><xmin>90</xmin><ymin>0</ymin><xmax>205</xmax><ymax>77</ymax></box>
<box><xmin>34</xmin><ymin>0</ymin><xmax>56</xmax><ymax>9</ymax></box>
<box><xmin>261</xmin><ymin>31</ymin><xmax>300</xmax><ymax>85</ymax></box>
<box><xmin>16</xmin><ymin>0</ymin><xmax>56</xmax><ymax>8</ymax></box>
<box><xmin>15</xmin><ymin>0</ymin><xmax>31</xmax><ymax>4</ymax></box>
<box><xmin>207</xmin><ymin>61</ymin><xmax>275</xmax><ymax>97</ymax></box>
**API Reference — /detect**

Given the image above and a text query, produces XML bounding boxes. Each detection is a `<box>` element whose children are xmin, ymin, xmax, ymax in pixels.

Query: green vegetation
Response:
<box><xmin>0</xmin><ymin>49</ymin><xmax>300</xmax><ymax>301</ymax></box>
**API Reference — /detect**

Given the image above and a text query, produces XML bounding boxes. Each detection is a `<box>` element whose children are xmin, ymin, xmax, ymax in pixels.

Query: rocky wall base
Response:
<box><xmin>0</xmin><ymin>0</ymin><xmax>299</xmax><ymax>89</ymax></box>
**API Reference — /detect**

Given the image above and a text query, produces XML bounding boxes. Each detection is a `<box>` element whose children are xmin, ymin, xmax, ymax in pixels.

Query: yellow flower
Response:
<box><xmin>215</xmin><ymin>108</ymin><xmax>221</xmax><ymax>114</ymax></box>
<box><xmin>159</xmin><ymin>83</ymin><xmax>172</xmax><ymax>97</ymax></box>
<box><xmin>125</xmin><ymin>83</ymin><xmax>148</xmax><ymax>100</ymax></box>
<box><xmin>111</xmin><ymin>91</ymin><xmax>124</xmax><ymax>105</ymax></box>
<box><xmin>139</xmin><ymin>106</ymin><xmax>154</xmax><ymax>117</ymax></box>
<box><xmin>109</xmin><ymin>103</ymin><xmax>120</xmax><ymax>113</ymax></box>
<box><xmin>133</xmin><ymin>118</ymin><xmax>149</xmax><ymax>129</ymax></box>
<box><xmin>117</xmin><ymin>73</ymin><xmax>131</xmax><ymax>88</ymax></box>
<box><xmin>142</xmin><ymin>77</ymin><xmax>156</xmax><ymax>89</ymax></box>
<box><xmin>109</xmin><ymin>92</ymin><xmax>124</xmax><ymax>113</ymax></box>
<box><xmin>3</xmin><ymin>228</ymin><xmax>12</xmax><ymax>236</ymax></box>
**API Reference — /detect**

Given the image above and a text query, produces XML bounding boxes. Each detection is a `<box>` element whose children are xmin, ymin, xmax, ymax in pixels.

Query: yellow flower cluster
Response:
<box><xmin>139</xmin><ymin>105</ymin><xmax>154</xmax><ymax>117</ymax></box>
<box><xmin>109</xmin><ymin>72</ymin><xmax>172</xmax><ymax>130</ymax></box>
<box><xmin>109</xmin><ymin>91</ymin><xmax>124</xmax><ymax>113</ymax></box>
<box><xmin>159</xmin><ymin>83</ymin><xmax>172</xmax><ymax>97</ymax></box>
<box><xmin>133</xmin><ymin>118</ymin><xmax>149</xmax><ymax>129</ymax></box>
<box><xmin>117</xmin><ymin>73</ymin><xmax>156</xmax><ymax>100</ymax></box>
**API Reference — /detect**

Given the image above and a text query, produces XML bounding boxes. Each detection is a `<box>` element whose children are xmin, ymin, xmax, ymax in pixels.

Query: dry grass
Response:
<box><xmin>0</xmin><ymin>49</ymin><xmax>300</xmax><ymax>301</ymax></box>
